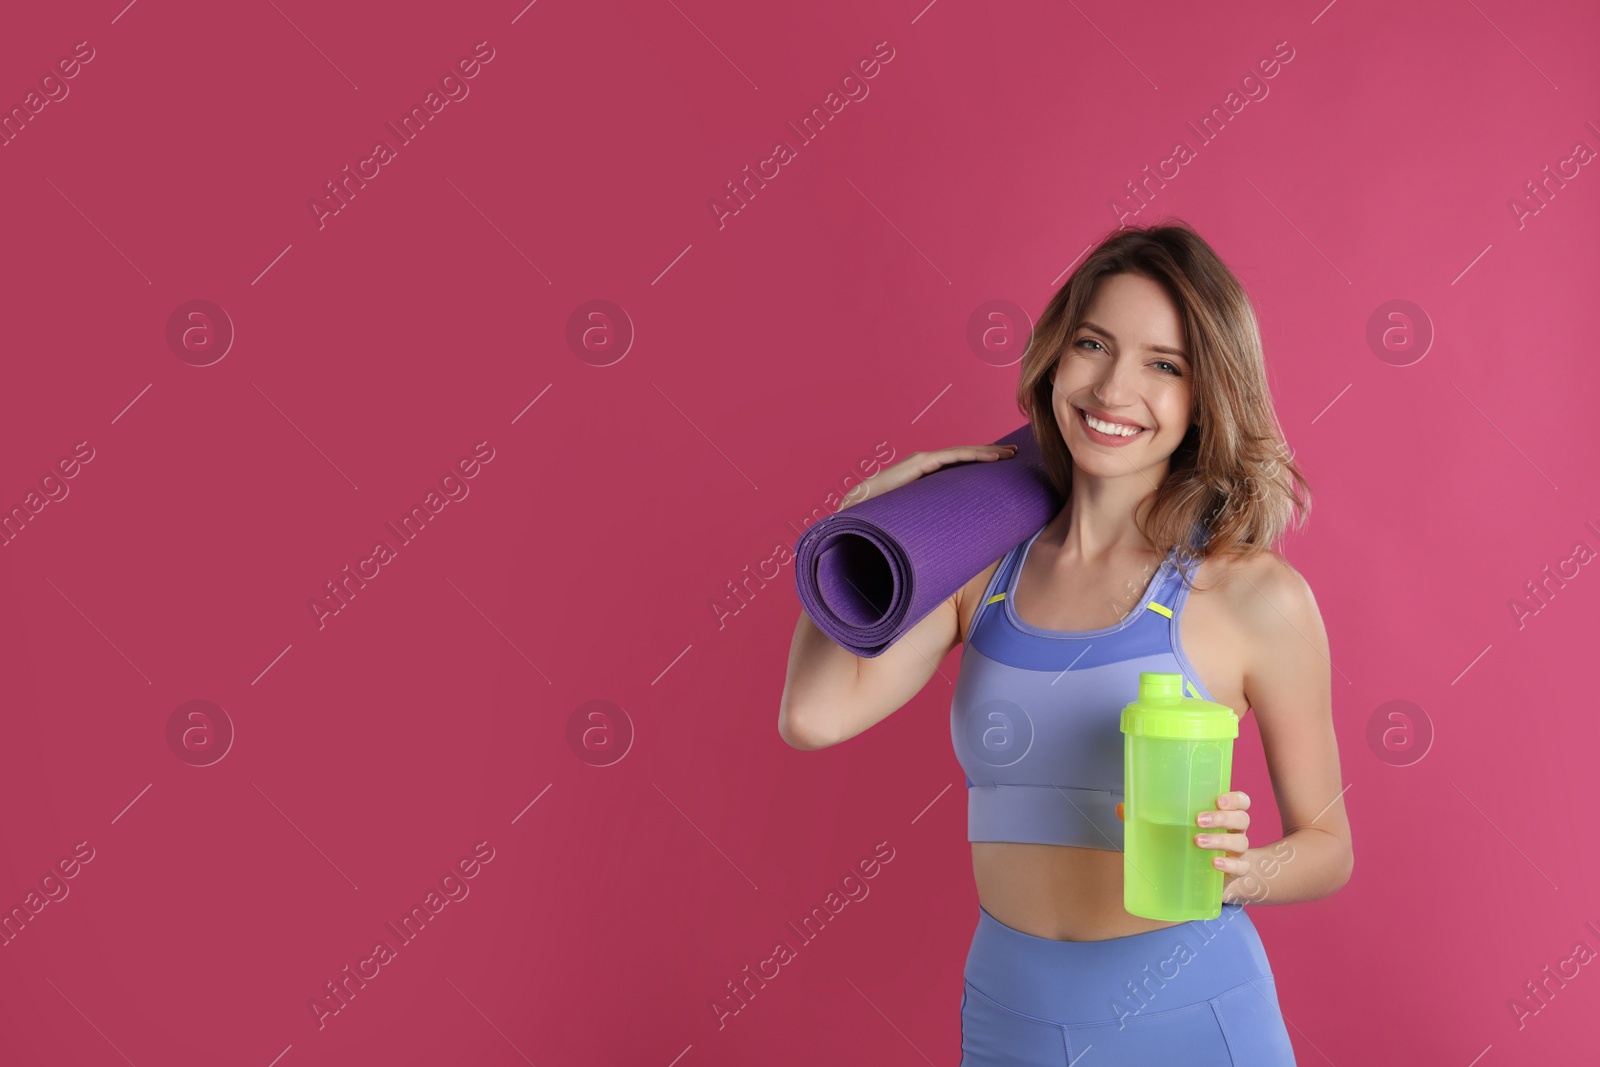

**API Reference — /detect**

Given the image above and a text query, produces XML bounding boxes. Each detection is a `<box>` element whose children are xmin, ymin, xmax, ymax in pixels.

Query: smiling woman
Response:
<box><xmin>1021</xmin><ymin>244</ymin><xmax>1312</xmax><ymax>573</ymax></box>
<box><xmin>780</xmin><ymin>219</ymin><xmax>1349</xmax><ymax>1065</ymax></box>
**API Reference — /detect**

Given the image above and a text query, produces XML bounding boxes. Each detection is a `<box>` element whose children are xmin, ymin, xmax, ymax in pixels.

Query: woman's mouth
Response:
<box><xmin>1076</xmin><ymin>406</ymin><xmax>1148</xmax><ymax>446</ymax></box>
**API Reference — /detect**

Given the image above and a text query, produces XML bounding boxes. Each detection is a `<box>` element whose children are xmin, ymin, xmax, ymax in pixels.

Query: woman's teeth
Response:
<box><xmin>1081</xmin><ymin>410</ymin><xmax>1144</xmax><ymax>436</ymax></box>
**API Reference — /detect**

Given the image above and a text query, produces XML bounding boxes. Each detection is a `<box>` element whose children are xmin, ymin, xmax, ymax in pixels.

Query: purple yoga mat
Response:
<box><xmin>794</xmin><ymin>424</ymin><xmax>1063</xmax><ymax>657</ymax></box>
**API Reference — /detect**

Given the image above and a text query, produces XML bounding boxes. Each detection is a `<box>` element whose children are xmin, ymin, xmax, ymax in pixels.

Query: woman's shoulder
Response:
<box><xmin>1190</xmin><ymin>544</ymin><xmax>1318</xmax><ymax>634</ymax></box>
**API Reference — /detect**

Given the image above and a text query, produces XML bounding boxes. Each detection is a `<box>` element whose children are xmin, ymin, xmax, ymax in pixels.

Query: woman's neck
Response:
<box><xmin>1053</xmin><ymin>466</ymin><xmax>1168</xmax><ymax>565</ymax></box>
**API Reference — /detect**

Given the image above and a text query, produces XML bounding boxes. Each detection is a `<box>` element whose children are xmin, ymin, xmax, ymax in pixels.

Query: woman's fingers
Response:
<box><xmin>1199</xmin><ymin>791</ymin><xmax>1252</xmax><ymax>832</ymax></box>
<box><xmin>1128</xmin><ymin>800</ymin><xmax>1248</xmax><ymax>869</ymax></box>
<box><xmin>1197</xmin><ymin>791</ymin><xmax>1251</xmax><ymax>863</ymax></box>
<box><xmin>1197</xmin><ymin>808</ymin><xmax>1249</xmax><ymax>831</ymax></box>
<box><xmin>1195</xmin><ymin>831</ymin><xmax>1250</xmax><ymax>856</ymax></box>
<box><xmin>913</xmin><ymin>444</ymin><xmax>1017</xmax><ymax>478</ymax></box>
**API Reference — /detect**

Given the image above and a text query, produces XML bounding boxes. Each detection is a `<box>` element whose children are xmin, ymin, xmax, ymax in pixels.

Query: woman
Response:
<box><xmin>778</xmin><ymin>222</ymin><xmax>1353</xmax><ymax>1064</ymax></box>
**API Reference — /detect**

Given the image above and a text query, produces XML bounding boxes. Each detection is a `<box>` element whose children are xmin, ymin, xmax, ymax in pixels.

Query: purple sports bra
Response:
<box><xmin>951</xmin><ymin>523</ymin><xmax>1217</xmax><ymax>851</ymax></box>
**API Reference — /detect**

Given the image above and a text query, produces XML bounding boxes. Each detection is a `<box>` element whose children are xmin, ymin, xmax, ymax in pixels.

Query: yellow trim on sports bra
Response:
<box><xmin>1146</xmin><ymin>600</ymin><xmax>1174</xmax><ymax>618</ymax></box>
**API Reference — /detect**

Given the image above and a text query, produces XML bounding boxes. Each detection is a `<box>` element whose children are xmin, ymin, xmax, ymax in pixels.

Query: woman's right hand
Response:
<box><xmin>838</xmin><ymin>443</ymin><xmax>1019</xmax><ymax>512</ymax></box>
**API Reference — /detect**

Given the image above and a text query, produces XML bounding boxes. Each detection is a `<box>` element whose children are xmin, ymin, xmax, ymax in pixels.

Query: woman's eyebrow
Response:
<box><xmin>1078</xmin><ymin>320</ymin><xmax>1188</xmax><ymax>359</ymax></box>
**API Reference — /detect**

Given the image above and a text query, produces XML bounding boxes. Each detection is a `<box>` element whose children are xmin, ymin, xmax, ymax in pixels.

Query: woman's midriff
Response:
<box><xmin>956</xmin><ymin>543</ymin><xmax>1256</xmax><ymax>943</ymax></box>
<box><xmin>972</xmin><ymin>841</ymin><xmax>1189</xmax><ymax>941</ymax></box>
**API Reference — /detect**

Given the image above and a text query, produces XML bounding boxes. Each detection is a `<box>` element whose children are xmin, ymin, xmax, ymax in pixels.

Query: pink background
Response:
<box><xmin>1</xmin><ymin>0</ymin><xmax>1597</xmax><ymax>1063</ymax></box>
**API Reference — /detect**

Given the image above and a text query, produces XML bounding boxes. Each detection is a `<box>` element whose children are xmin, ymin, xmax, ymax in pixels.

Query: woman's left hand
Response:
<box><xmin>1195</xmin><ymin>791</ymin><xmax>1251</xmax><ymax>899</ymax></box>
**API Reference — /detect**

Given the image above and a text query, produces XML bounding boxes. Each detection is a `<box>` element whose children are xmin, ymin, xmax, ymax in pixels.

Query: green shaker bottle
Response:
<box><xmin>1119</xmin><ymin>671</ymin><xmax>1240</xmax><ymax>921</ymax></box>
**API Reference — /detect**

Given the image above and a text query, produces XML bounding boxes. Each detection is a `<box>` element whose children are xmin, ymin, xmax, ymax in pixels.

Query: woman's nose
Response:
<box><xmin>1092</xmin><ymin>361</ymin><xmax>1139</xmax><ymax>403</ymax></box>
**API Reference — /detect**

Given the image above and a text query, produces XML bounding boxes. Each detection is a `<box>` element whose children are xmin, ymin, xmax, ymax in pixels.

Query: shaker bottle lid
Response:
<box><xmin>1120</xmin><ymin>671</ymin><xmax>1240</xmax><ymax>739</ymax></box>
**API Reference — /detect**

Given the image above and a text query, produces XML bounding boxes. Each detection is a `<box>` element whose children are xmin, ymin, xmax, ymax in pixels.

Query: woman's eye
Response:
<box><xmin>1074</xmin><ymin>339</ymin><xmax>1180</xmax><ymax>375</ymax></box>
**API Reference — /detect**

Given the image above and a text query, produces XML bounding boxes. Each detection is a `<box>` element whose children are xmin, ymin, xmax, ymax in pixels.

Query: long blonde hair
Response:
<box><xmin>1017</xmin><ymin>219</ymin><xmax>1311</xmax><ymax>589</ymax></box>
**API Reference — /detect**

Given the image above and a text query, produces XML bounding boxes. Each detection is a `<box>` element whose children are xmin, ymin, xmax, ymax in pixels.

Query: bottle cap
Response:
<box><xmin>1120</xmin><ymin>671</ymin><xmax>1240</xmax><ymax>740</ymax></box>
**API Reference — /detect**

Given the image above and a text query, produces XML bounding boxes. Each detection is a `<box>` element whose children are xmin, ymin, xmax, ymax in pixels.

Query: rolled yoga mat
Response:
<box><xmin>794</xmin><ymin>423</ymin><xmax>1063</xmax><ymax>658</ymax></box>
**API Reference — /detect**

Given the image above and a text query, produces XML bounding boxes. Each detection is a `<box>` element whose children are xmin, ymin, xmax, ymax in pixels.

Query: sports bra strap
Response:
<box><xmin>971</xmin><ymin>523</ymin><xmax>1205</xmax><ymax>638</ymax></box>
<box><xmin>971</xmin><ymin>537</ymin><xmax>1026</xmax><ymax>632</ymax></box>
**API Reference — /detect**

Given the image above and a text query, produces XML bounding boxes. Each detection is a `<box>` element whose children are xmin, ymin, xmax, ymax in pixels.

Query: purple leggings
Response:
<box><xmin>960</xmin><ymin>902</ymin><xmax>1297</xmax><ymax>1065</ymax></box>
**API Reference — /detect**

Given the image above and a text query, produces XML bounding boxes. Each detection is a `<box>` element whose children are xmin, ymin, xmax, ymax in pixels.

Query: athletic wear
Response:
<box><xmin>951</xmin><ymin>521</ymin><xmax>1294</xmax><ymax>1064</ymax></box>
<box><xmin>960</xmin><ymin>902</ymin><xmax>1298</xmax><ymax>1064</ymax></box>
<box><xmin>950</xmin><ymin>522</ymin><xmax>1216</xmax><ymax>849</ymax></box>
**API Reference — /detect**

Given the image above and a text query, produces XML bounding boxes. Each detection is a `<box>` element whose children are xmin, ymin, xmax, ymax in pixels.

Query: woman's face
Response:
<box><xmin>1051</xmin><ymin>271</ymin><xmax>1194</xmax><ymax>481</ymax></box>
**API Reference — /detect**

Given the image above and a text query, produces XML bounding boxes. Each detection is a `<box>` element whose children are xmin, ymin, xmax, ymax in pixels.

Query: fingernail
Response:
<box><xmin>1197</xmin><ymin>813</ymin><xmax>1214</xmax><ymax>826</ymax></box>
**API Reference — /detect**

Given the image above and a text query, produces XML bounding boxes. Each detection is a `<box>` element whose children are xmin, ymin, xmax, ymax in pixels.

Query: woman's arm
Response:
<box><xmin>777</xmin><ymin>442</ymin><xmax>1015</xmax><ymax>750</ymax></box>
<box><xmin>778</xmin><ymin>595</ymin><xmax>961</xmax><ymax>750</ymax></box>
<box><xmin>1219</xmin><ymin>553</ymin><xmax>1354</xmax><ymax>905</ymax></box>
